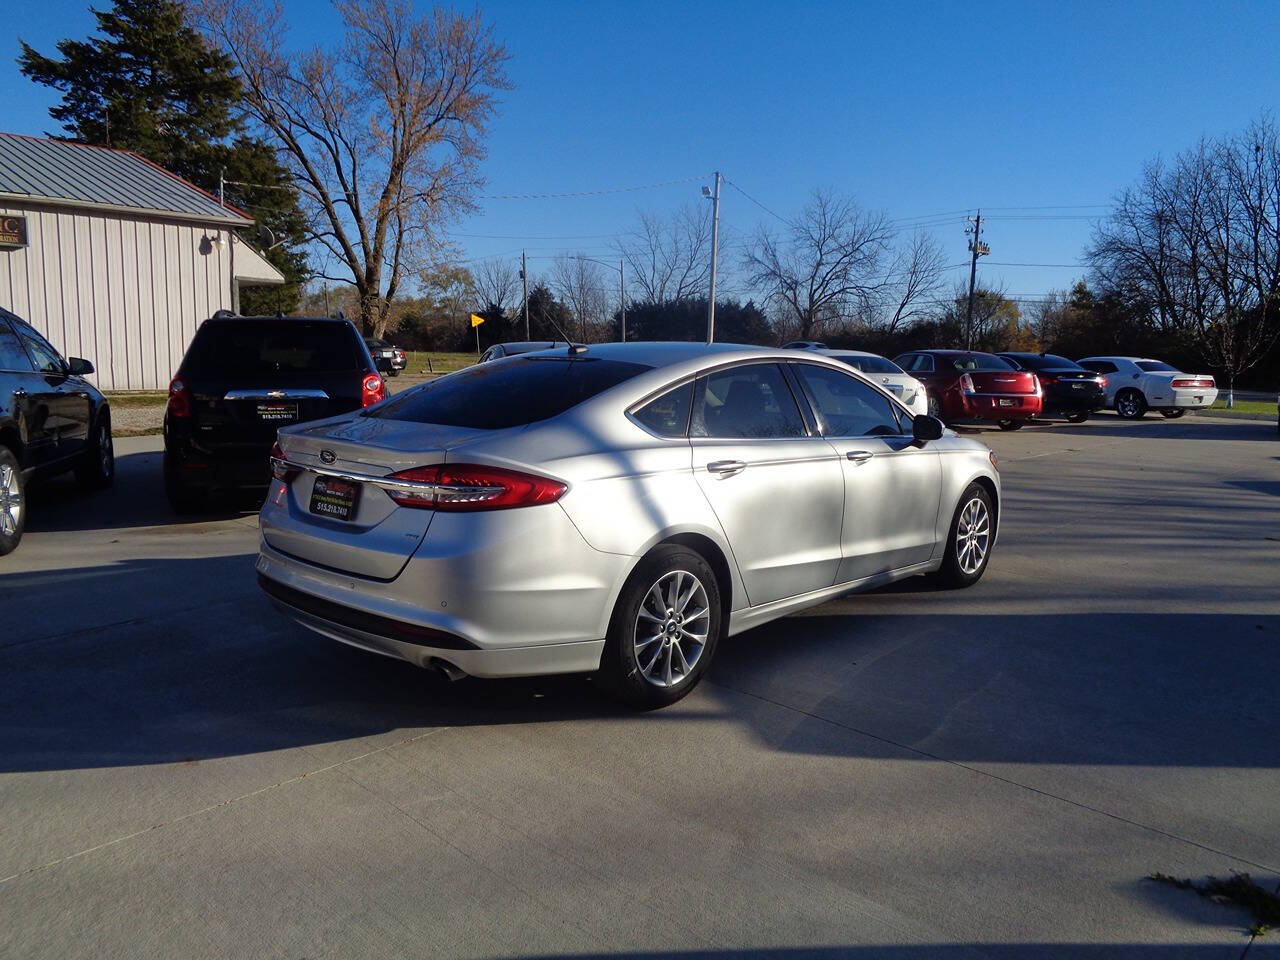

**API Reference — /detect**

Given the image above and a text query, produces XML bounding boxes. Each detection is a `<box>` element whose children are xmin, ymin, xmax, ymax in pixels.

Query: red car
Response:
<box><xmin>893</xmin><ymin>349</ymin><xmax>1043</xmax><ymax>430</ymax></box>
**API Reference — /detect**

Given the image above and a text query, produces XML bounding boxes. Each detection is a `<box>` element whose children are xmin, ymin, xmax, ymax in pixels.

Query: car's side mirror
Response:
<box><xmin>68</xmin><ymin>357</ymin><xmax>94</xmax><ymax>376</ymax></box>
<box><xmin>912</xmin><ymin>414</ymin><xmax>944</xmax><ymax>443</ymax></box>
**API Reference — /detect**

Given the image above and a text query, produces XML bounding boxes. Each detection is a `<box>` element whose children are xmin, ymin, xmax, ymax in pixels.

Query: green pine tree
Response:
<box><xmin>19</xmin><ymin>0</ymin><xmax>308</xmax><ymax>312</ymax></box>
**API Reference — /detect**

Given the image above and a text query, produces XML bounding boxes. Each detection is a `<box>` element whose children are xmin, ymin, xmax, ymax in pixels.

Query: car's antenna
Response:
<box><xmin>531</xmin><ymin>313</ymin><xmax>580</xmax><ymax>354</ymax></box>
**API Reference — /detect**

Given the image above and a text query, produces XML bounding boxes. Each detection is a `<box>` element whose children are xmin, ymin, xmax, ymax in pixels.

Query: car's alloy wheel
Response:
<box><xmin>76</xmin><ymin>417</ymin><xmax>115</xmax><ymax>489</ymax></box>
<box><xmin>597</xmin><ymin>544</ymin><xmax>722</xmax><ymax>708</ymax></box>
<box><xmin>936</xmin><ymin>482</ymin><xmax>994</xmax><ymax>588</ymax></box>
<box><xmin>928</xmin><ymin>394</ymin><xmax>942</xmax><ymax>418</ymax></box>
<box><xmin>1160</xmin><ymin>408</ymin><xmax>1186</xmax><ymax>419</ymax></box>
<box><xmin>0</xmin><ymin>447</ymin><xmax>24</xmax><ymax>556</ymax></box>
<box><xmin>1116</xmin><ymin>389</ymin><xmax>1146</xmax><ymax>419</ymax></box>
<box><xmin>632</xmin><ymin>570</ymin><xmax>711</xmax><ymax>688</ymax></box>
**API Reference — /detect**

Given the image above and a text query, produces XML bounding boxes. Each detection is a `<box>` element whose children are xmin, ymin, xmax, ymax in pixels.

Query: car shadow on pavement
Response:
<box><xmin>508</xmin><ymin>946</ymin><xmax>1258</xmax><ymax>959</ymax></box>
<box><xmin>1045</xmin><ymin>416</ymin><xmax>1276</xmax><ymax>442</ymax></box>
<box><xmin>24</xmin><ymin>451</ymin><xmax>261</xmax><ymax>533</ymax></box>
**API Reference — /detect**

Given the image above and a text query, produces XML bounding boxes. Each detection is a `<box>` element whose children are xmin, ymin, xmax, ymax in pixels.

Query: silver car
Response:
<box><xmin>257</xmin><ymin>343</ymin><xmax>1000</xmax><ymax>707</ymax></box>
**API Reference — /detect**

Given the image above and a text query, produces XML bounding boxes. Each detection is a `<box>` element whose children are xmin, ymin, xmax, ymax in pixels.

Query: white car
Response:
<box><xmin>1077</xmin><ymin>356</ymin><xmax>1218</xmax><ymax>419</ymax></box>
<box><xmin>821</xmin><ymin>350</ymin><xmax>929</xmax><ymax>416</ymax></box>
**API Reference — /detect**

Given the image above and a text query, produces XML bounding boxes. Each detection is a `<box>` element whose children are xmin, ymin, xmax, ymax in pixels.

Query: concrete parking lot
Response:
<box><xmin>2</xmin><ymin>415</ymin><xmax>1278</xmax><ymax>959</ymax></box>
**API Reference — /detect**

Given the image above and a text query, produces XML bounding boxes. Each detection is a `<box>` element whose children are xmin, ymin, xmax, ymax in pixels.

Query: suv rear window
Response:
<box><xmin>183</xmin><ymin>320</ymin><xmax>366</xmax><ymax>377</ymax></box>
<box><xmin>369</xmin><ymin>356</ymin><xmax>651</xmax><ymax>429</ymax></box>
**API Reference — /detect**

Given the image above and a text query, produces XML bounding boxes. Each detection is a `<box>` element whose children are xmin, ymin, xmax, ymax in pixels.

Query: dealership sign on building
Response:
<box><xmin>0</xmin><ymin>215</ymin><xmax>26</xmax><ymax>249</ymax></box>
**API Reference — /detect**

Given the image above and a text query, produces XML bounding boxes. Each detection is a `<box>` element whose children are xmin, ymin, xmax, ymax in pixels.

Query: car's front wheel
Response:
<box><xmin>0</xmin><ymin>445</ymin><xmax>25</xmax><ymax>556</ymax></box>
<box><xmin>936</xmin><ymin>482</ymin><xmax>994</xmax><ymax>588</ymax></box>
<box><xmin>75</xmin><ymin>414</ymin><xmax>115</xmax><ymax>489</ymax></box>
<box><xmin>1160</xmin><ymin>408</ymin><xmax>1186</xmax><ymax>419</ymax></box>
<box><xmin>1116</xmin><ymin>389</ymin><xmax>1147</xmax><ymax>419</ymax></box>
<box><xmin>597</xmin><ymin>545</ymin><xmax>722</xmax><ymax>709</ymax></box>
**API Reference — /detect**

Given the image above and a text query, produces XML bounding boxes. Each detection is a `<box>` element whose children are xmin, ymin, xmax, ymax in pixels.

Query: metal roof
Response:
<box><xmin>0</xmin><ymin>132</ymin><xmax>251</xmax><ymax>226</ymax></box>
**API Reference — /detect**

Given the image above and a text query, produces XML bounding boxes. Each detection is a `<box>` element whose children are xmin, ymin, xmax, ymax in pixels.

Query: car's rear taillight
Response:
<box><xmin>1039</xmin><ymin>375</ymin><xmax>1058</xmax><ymax>386</ymax></box>
<box><xmin>385</xmin><ymin>464</ymin><xmax>567</xmax><ymax>512</ymax></box>
<box><xmin>1098</xmin><ymin>376</ymin><xmax>1108</xmax><ymax>388</ymax></box>
<box><xmin>362</xmin><ymin>374</ymin><xmax>386</xmax><ymax>407</ymax></box>
<box><xmin>1172</xmin><ymin>377</ymin><xmax>1214</xmax><ymax>389</ymax></box>
<box><xmin>167</xmin><ymin>377</ymin><xmax>190</xmax><ymax>418</ymax></box>
<box><xmin>270</xmin><ymin>441</ymin><xmax>300</xmax><ymax>482</ymax></box>
<box><xmin>960</xmin><ymin>373</ymin><xmax>976</xmax><ymax>395</ymax></box>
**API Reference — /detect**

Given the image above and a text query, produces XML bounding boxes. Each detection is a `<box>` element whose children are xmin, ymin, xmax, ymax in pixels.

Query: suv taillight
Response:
<box><xmin>385</xmin><ymin>464</ymin><xmax>567</xmax><ymax>512</ymax></box>
<box><xmin>167</xmin><ymin>377</ymin><xmax>190</xmax><ymax>418</ymax></box>
<box><xmin>362</xmin><ymin>374</ymin><xmax>386</xmax><ymax>407</ymax></box>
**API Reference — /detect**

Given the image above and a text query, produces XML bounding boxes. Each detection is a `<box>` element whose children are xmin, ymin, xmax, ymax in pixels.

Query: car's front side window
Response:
<box><xmin>16</xmin><ymin>325</ymin><xmax>66</xmax><ymax>375</ymax></box>
<box><xmin>691</xmin><ymin>363</ymin><xmax>806</xmax><ymax>440</ymax></box>
<box><xmin>793</xmin><ymin>363</ymin><xmax>903</xmax><ymax>437</ymax></box>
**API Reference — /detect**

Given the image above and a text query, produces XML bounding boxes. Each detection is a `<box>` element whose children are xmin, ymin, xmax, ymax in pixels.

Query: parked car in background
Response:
<box><xmin>894</xmin><ymin>349</ymin><xmax>1042</xmax><ymax>429</ymax></box>
<box><xmin>478</xmin><ymin>341</ymin><xmax>571</xmax><ymax>363</ymax></box>
<box><xmin>0</xmin><ymin>307</ymin><xmax>113</xmax><ymax>556</ymax></box>
<box><xmin>1077</xmin><ymin>356</ymin><xmax>1218</xmax><ymax>419</ymax></box>
<box><xmin>997</xmin><ymin>352</ymin><xmax>1106</xmax><ymax>423</ymax></box>
<box><xmin>164</xmin><ymin>314</ymin><xmax>385</xmax><ymax>513</ymax></box>
<box><xmin>782</xmin><ymin>340</ymin><xmax>828</xmax><ymax>350</ymax></box>
<box><xmin>257</xmin><ymin>343</ymin><xmax>998</xmax><ymax>708</ymax></box>
<box><xmin>821</xmin><ymin>349</ymin><xmax>929</xmax><ymax>416</ymax></box>
<box><xmin>364</xmin><ymin>337</ymin><xmax>406</xmax><ymax>376</ymax></box>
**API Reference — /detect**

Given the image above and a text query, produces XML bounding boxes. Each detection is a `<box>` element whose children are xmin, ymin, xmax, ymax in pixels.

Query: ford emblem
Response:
<box><xmin>319</xmin><ymin>449</ymin><xmax>336</xmax><ymax>464</ymax></box>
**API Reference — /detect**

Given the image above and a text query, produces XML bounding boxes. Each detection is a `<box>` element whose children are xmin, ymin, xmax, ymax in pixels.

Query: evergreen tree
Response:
<box><xmin>19</xmin><ymin>0</ymin><xmax>307</xmax><ymax>312</ymax></box>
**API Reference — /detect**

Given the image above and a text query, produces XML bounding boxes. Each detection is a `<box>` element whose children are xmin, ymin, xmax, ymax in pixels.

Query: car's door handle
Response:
<box><xmin>707</xmin><ymin>459</ymin><xmax>747</xmax><ymax>477</ymax></box>
<box><xmin>846</xmin><ymin>450</ymin><xmax>875</xmax><ymax>464</ymax></box>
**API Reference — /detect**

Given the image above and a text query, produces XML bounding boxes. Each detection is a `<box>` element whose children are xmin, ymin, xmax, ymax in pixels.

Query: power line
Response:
<box><xmin>480</xmin><ymin>174</ymin><xmax>707</xmax><ymax>201</ymax></box>
<box><xmin>722</xmin><ymin>176</ymin><xmax>789</xmax><ymax>225</ymax></box>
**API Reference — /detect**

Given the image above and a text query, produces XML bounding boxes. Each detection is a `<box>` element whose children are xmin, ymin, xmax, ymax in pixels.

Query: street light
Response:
<box><xmin>568</xmin><ymin>255</ymin><xmax>628</xmax><ymax>342</ymax></box>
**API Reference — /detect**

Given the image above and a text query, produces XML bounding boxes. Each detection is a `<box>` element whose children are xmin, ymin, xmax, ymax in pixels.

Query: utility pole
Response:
<box><xmin>521</xmin><ymin>250</ymin><xmax>529</xmax><ymax>340</ymax></box>
<box><xmin>964</xmin><ymin>211</ymin><xmax>989</xmax><ymax>350</ymax></box>
<box><xmin>619</xmin><ymin>259</ymin><xmax>626</xmax><ymax>342</ymax></box>
<box><xmin>704</xmin><ymin>171</ymin><xmax>721</xmax><ymax>343</ymax></box>
<box><xmin>219</xmin><ymin>168</ymin><xmax>225</xmax><ymax>208</ymax></box>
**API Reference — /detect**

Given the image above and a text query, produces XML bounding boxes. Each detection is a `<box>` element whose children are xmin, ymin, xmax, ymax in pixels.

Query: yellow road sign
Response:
<box><xmin>470</xmin><ymin>313</ymin><xmax>485</xmax><ymax>327</ymax></box>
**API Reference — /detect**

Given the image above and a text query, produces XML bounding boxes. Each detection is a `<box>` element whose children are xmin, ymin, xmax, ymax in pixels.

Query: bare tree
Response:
<box><xmin>200</xmin><ymin>0</ymin><xmax>509</xmax><ymax>336</ymax></box>
<box><xmin>617</xmin><ymin>205</ymin><xmax>711</xmax><ymax>305</ymax></box>
<box><xmin>472</xmin><ymin>257</ymin><xmax>521</xmax><ymax>316</ymax></box>
<box><xmin>1089</xmin><ymin>117</ymin><xmax>1280</xmax><ymax>399</ymax></box>
<box><xmin>743</xmin><ymin>188</ymin><xmax>893</xmax><ymax>340</ymax></box>
<box><xmin>551</xmin><ymin>254</ymin><xmax>611</xmax><ymax>341</ymax></box>
<box><xmin>880</xmin><ymin>229</ymin><xmax>949</xmax><ymax>332</ymax></box>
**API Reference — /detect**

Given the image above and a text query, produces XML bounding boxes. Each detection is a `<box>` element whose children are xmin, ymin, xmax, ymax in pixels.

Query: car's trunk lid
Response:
<box><xmin>968</xmin><ymin>370</ymin><xmax>1039</xmax><ymax>394</ymax></box>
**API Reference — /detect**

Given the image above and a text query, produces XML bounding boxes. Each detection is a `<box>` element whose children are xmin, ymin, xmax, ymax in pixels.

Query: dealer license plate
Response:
<box><xmin>257</xmin><ymin>402</ymin><xmax>298</xmax><ymax>422</ymax></box>
<box><xmin>309</xmin><ymin>476</ymin><xmax>360</xmax><ymax>521</ymax></box>
<box><xmin>998</xmin><ymin>398</ymin><xmax>1015</xmax><ymax>407</ymax></box>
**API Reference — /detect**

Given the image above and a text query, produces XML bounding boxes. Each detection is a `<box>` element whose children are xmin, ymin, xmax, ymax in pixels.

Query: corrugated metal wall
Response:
<box><xmin>0</xmin><ymin>202</ymin><xmax>232</xmax><ymax>391</ymax></box>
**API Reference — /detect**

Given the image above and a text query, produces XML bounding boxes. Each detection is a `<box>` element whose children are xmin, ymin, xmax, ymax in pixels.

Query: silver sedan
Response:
<box><xmin>257</xmin><ymin>343</ymin><xmax>1000</xmax><ymax>707</ymax></box>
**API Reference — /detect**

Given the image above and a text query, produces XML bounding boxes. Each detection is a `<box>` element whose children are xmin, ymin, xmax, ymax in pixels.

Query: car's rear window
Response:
<box><xmin>1137</xmin><ymin>360</ymin><xmax>1178</xmax><ymax>372</ymax></box>
<box><xmin>943</xmin><ymin>353</ymin><xmax>1015</xmax><ymax>371</ymax></box>
<box><xmin>831</xmin><ymin>353</ymin><xmax>903</xmax><ymax>374</ymax></box>
<box><xmin>369</xmin><ymin>356</ymin><xmax>652</xmax><ymax>429</ymax></box>
<box><xmin>184</xmin><ymin>320</ymin><xmax>366</xmax><ymax>377</ymax></box>
<box><xmin>1013</xmin><ymin>354</ymin><xmax>1084</xmax><ymax>371</ymax></box>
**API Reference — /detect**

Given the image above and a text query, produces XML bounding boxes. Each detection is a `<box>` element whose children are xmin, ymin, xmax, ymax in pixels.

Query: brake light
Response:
<box><xmin>1030</xmin><ymin>375</ymin><xmax>1042</xmax><ymax>396</ymax></box>
<box><xmin>167</xmin><ymin>377</ymin><xmax>190</xmax><ymax>418</ymax></box>
<box><xmin>1098</xmin><ymin>376</ymin><xmax>1108</xmax><ymax>388</ymax></box>
<box><xmin>1039</xmin><ymin>375</ymin><xmax>1058</xmax><ymax>386</ymax></box>
<box><xmin>362</xmin><ymin>374</ymin><xmax>386</xmax><ymax>407</ymax></box>
<box><xmin>270</xmin><ymin>441</ymin><xmax>300</xmax><ymax>482</ymax></box>
<box><xmin>960</xmin><ymin>373</ymin><xmax>976</xmax><ymax>395</ymax></box>
<box><xmin>385</xmin><ymin>464</ymin><xmax>567</xmax><ymax>511</ymax></box>
<box><xmin>1172</xmin><ymin>377</ymin><xmax>1214</xmax><ymax>389</ymax></box>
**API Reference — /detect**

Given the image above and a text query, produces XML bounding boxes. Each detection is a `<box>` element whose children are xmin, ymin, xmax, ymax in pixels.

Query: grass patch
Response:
<box><xmin>1149</xmin><ymin>871</ymin><xmax>1280</xmax><ymax>936</ymax></box>
<box><xmin>403</xmin><ymin>351</ymin><xmax>476</xmax><ymax>375</ymax></box>
<box><xmin>104</xmin><ymin>392</ymin><xmax>167</xmax><ymax>407</ymax></box>
<box><xmin>1209</xmin><ymin>400</ymin><xmax>1274</xmax><ymax>415</ymax></box>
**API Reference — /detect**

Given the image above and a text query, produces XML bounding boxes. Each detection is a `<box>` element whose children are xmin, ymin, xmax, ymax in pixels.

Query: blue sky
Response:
<box><xmin>5</xmin><ymin>0</ymin><xmax>1279</xmax><ymax>304</ymax></box>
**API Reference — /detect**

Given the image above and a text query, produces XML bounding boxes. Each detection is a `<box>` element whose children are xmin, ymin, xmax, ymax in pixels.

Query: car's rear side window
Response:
<box><xmin>184</xmin><ymin>321</ymin><xmax>365</xmax><ymax>377</ymax></box>
<box><xmin>631</xmin><ymin>381</ymin><xmax>694</xmax><ymax>437</ymax></box>
<box><xmin>369</xmin><ymin>356</ymin><xmax>652</xmax><ymax>429</ymax></box>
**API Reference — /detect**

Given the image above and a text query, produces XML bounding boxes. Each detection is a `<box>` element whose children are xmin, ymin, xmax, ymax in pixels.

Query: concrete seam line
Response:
<box><xmin>0</xmin><ymin>727</ymin><xmax>449</xmax><ymax>886</ymax></box>
<box><xmin>709</xmin><ymin>679</ymin><xmax>1280</xmax><ymax>876</ymax></box>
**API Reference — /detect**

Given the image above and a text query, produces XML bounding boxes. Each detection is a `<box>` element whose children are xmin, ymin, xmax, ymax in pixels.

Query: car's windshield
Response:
<box><xmin>184</xmin><ymin>320</ymin><xmax>365</xmax><ymax>376</ymax></box>
<box><xmin>1137</xmin><ymin>360</ymin><xmax>1178</xmax><ymax>372</ymax></box>
<box><xmin>832</xmin><ymin>354</ymin><xmax>903</xmax><ymax>374</ymax></box>
<box><xmin>944</xmin><ymin>353</ymin><xmax>1015</xmax><ymax>371</ymax></box>
<box><xmin>368</xmin><ymin>356</ymin><xmax>651</xmax><ymax>429</ymax></box>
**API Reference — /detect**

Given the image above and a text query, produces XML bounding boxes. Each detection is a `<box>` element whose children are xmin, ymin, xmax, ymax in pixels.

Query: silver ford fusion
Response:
<box><xmin>257</xmin><ymin>343</ymin><xmax>1000</xmax><ymax>707</ymax></box>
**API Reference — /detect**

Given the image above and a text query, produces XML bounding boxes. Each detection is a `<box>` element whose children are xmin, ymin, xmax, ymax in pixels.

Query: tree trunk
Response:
<box><xmin>358</xmin><ymin>291</ymin><xmax>381</xmax><ymax>337</ymax></box>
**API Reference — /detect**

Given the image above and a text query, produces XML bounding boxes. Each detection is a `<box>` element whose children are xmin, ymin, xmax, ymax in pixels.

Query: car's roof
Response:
<box><xmin>1079</xmin><ymin>356</ymin><xmax>1160</xmax><ymax>363</ymax></box>
<box><xmin>910</xmin><ymin>348</ymin><xmax>999</xmax><ymax>356</ymax></box>
<box><xmin>819</xmin><ymin>348</ymin><xmax>883</xmax><ymax>359</ymax></box>
<box><xmin>550</xmin><ymin>341</ymin><xmax>793</xmax><ymax>368</ymax></box>
<box><xmin>206</xmin><ymin>314</ymin><xmax>352</xmax><ymax>324</ymax></box>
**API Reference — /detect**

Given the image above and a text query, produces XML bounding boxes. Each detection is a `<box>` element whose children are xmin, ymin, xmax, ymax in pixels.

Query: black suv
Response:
<box><xmin>164</xmin><ymin>314</ymin><xmax>384</xmax><ymax>512</ymax></box>
<box><xmin>0</xmin><ymin>307</ymin><xmax>114</xmax><ymax>555</ymax></box>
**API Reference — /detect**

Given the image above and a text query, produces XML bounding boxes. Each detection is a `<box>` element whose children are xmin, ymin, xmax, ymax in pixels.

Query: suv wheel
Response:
<box><xmin>0</xmin><ymin>446</ymin><xmax>25</xmax><ymax>556</ymax></box>
<box><xmin>75</xmin><ymin>414</ymin><xmax>115</xmax><ymax>489</ymax></box>
<box><xmin>596</xmin><ymin>545</ymin><xmax>722</xmax><ymax>709</ymax></box>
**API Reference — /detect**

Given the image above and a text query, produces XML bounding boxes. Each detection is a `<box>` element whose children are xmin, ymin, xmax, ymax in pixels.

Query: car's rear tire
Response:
<box><xmin>996</xmin><ymin>419</ymin><xmax>1022</xmax><ymax>431</ymax></box>
<box><xmin>596</xmin><ymin>544</ymin><xmax>722</xmax><ymax>709</ymax></box>
<box><xmin>164</xmin><ymin>457</ymin><xmax>203</xmax><ymax>515</ymax></box>
<box><xmin>1160</xmin><ymin>408</ymin><xmax>1186</xmax><ymax>419</ymax></box>
<box><xmin>1116</xmin><ymin>389</ymin><xmax>1147</xmax><ymax>419</ymax></box>
<box><xmin>1066</xmin><ymin>410</ymin><xmax>1090</xmax><ymax>423</ymax></box>
<box><xmin>75</xmin><ymin>414</ymin><xmax>115</xmax><ymax>489</ymax></box>
<box><xmin>390</xmin><ymin>369</ymin><xmax>400</xmax><ymax>377</ymax></box>
<box><xmin>0</xmin><ymin>445</ymin><xmax>25</xmax><ymax>556</ymax></box>
<box><xmin>935</xmin><ymin>482</ymin><xmax>994</xmax><ymax>589</ymax></box>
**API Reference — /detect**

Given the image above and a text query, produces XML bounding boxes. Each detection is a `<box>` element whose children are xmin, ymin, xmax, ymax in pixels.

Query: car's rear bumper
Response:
<box><xmin>947</xmin><ymin>394</ymin><xmax>1042</xmax><ymax>421</ymax></box>
<box><xmin>1164</xmin><ymin>388</ymin><xmax>1218</xmax><ymax>408</ymax></box>
<box><xmin>164</xmin><ymin>437</ymin><xmax>272</xmax><ymax>491</ymax></box>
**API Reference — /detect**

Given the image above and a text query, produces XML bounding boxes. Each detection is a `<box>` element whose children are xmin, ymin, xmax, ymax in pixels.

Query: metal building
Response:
<box><xmin>0</xmin><ymin>132</ymin><xmax>283</xmax><ymax>391</ymax></box>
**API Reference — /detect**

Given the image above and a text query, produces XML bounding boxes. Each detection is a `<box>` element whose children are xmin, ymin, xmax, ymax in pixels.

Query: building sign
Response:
<box><xmin>0</xmin><ymin>215</ymin><xmax>27</xmax><ymax>250</ymax></box>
